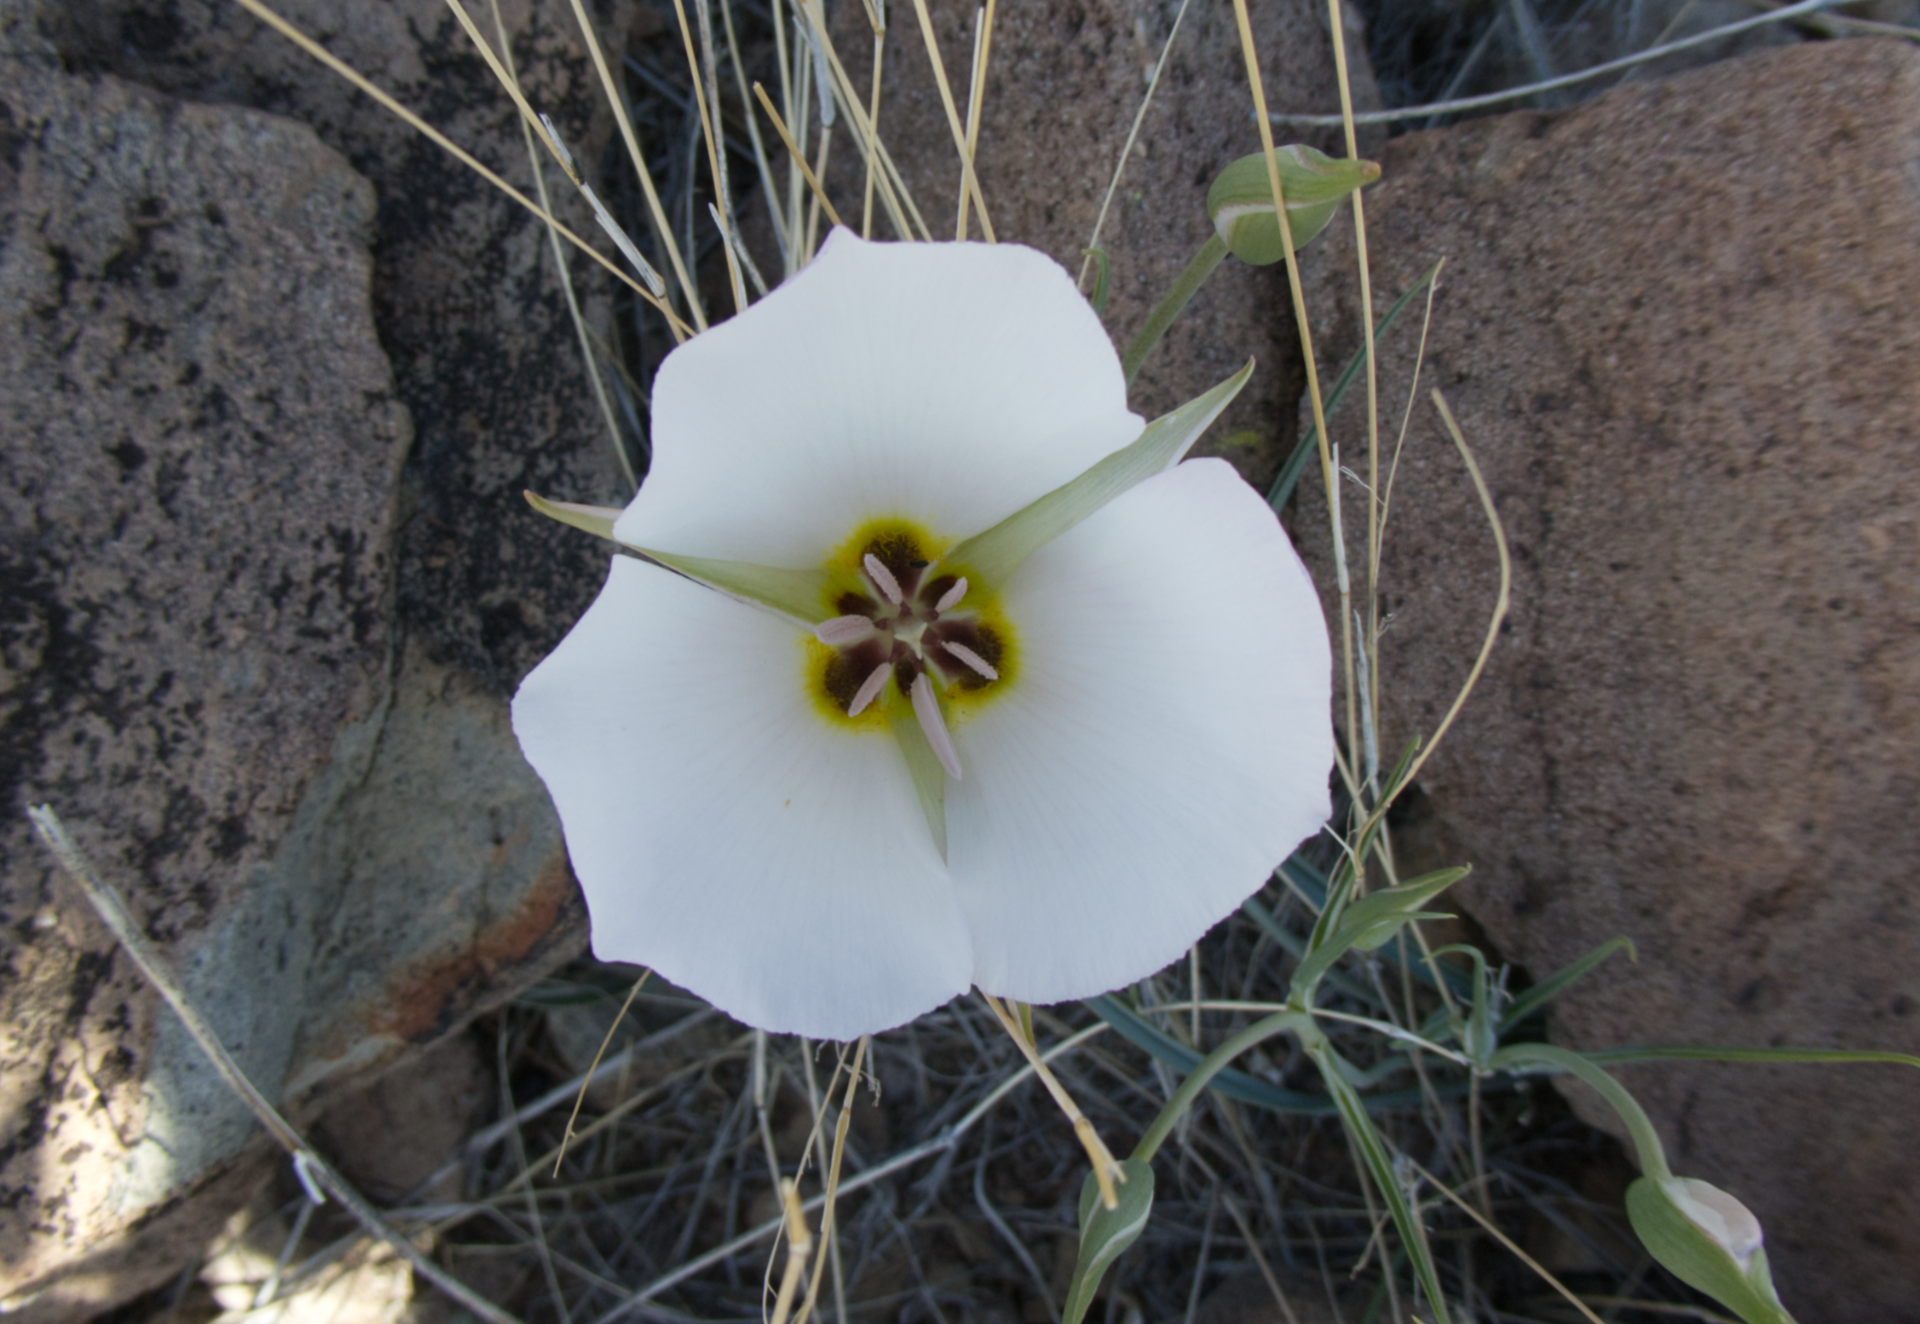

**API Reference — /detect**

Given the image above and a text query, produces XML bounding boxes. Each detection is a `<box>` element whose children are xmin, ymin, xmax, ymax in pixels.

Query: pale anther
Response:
<box><xmin>848</xmin><ymin>663</ymin><xmax>891</xmax><ymax>717</ymax></box>
<box><xmin>910</xmin><ymin>673</ymin><xmax>963</xmax><ymax>780</ymax></box>
<box><xmin>814</xmin><ymin>615</ymin><xmax>874</xmax><ymax>646</ymax></box>
<box><xmin>940</xmin><ymin>640</ymin><xmax>999</xmax><ymax>681</ymax></box>
<box><xmin>935</xmin><ymin>577</ymin><xmax>968</xmax><ymax>612</ymax></box>
<box><xmin>863</xmin><ymin>553</ymin><xmax>904</xmax><ymax>605</ymax></box>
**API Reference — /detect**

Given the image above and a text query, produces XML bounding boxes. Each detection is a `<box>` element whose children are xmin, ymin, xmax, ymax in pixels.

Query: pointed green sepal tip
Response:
<box><xmin>1626</xmin><ymin>1177</ymin><xmax>1797</xmax><ymax>1324</ymax></box>
<box><xmin>525</xmin><ymin>489</ymin><xmax>625</xmax><ymax>542</ymax></box>
<box><xmin>1205</xmin><ymin>145</ymin><xmax>1381</xmax><ymax>266</ymax></box>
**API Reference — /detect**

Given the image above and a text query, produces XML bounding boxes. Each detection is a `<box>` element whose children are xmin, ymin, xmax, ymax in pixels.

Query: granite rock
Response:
<box><xmin>0</xmin><ymin>60</ymin><xmax>405</xmax><ymax>1318</ymax></box>
<box><xmin>1296</xmin><ymin>39</ymin><xmax>1920</xmax><ymax>1320</ymax></box>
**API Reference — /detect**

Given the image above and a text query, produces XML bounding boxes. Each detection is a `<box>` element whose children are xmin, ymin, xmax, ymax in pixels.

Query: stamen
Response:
<box><xmin>940</xmin><ymin>640</ymin><xmax>1000</xmax><ymax>681</ymax></box>
<box><xmin>814</xmin><ymin>614</ymin><xmax>874</xmax><ymax>646</ymax></box>
<box><xmin>935</xmin><ymin>577</ymin><xmax>968</xmax><ymax>612</ymax></box>
<box><xmin>863</xmin><ymin>553</ymin><xmax>904</xmax><ymax>605</ymax></box>
<box><xmin>848</xmin><ymin>663</ymin><xmax>891</xmax><ymax>717</ymax></box>
<box><xmin>910</xmin><ymin>673</ymin><xmax>963</xmax><ymax>780</ymax></box>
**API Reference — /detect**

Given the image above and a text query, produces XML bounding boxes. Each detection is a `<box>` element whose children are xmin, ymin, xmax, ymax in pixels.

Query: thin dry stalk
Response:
<box><xmin>27</xmin><ymin>807</ymin><xmax>523</xmax><ymax>1324</ymax></box>
<box><xmin>754</xmin><ymin>84</ymin><xmax>846</xmax><ymax>229</ymax></box>
<box><xmin>906</xmin><ymin>0</ymin><xmax>995</xmax><ymax>241</ymax></box>
<box><xmin>980</xmin><ymin>994</ymin><xmax>1123</xmax><ymax>1209</ymax></box>
<box><xmin>226</xmin><ymin>0</ymin><xmax>686</xmax><ymax>336</ymax></box>
<box><xmin>556</xmin><ymin>971</ymin><xmax>652</xmax><ymax>1175</ymax></box>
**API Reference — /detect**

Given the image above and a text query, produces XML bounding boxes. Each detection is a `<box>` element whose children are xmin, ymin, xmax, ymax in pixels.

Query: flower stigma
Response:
<box><xmin>805</xmin><ymin>519</ymin><xmax>1016</xmax><ymax>777</ymax></box>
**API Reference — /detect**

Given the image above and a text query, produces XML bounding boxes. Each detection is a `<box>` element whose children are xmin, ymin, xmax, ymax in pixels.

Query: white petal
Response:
<box><xmin>511</xmin><ymin>557</ymin><xmax>971</xmax><ymax>1038</ymax></box>
<box><xmin>614</xmin><ymin>230</ymin><xmax>1142</xmax><ymax>565</ymax></box>
<box><xmin>946</xmin><ymin>459</ymin><xmax>1334</xmax><ymax>1004</ymax></box>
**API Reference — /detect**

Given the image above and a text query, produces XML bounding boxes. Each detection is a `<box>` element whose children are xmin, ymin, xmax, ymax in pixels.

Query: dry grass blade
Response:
<box><xmin>1375</xmin><ymin>391</ymin><xmax>1511</xmax><ymax>806</ymax></box>
<box><xmin>955</xmin><ymin>0</ymin><xmax>997</xmax><ymax>241</ymax></box>
<box><xmin>1077</xmin><ymin>0</ymin><xmax>1196</xmax><ymax>289</ymax></box>
<box><xmin>225</xmin><ymin>0</ymin><xmax>686</xmax><ymax>335</ymax></box>
<box><xmin>1406</xmin><ymin>1159</ymin><xmax>1606</xmax><ymax>1324</ymax></box>
<box><xmin>906</xmin><ymin>0</ymin><xmax>995</xmax><ymax>241</ymax></box>
<box><xmin>563</xmin><ymin>0</ymin><xmax>708</xmax><ymax>329</ymax></box>
<box><xmin>754</xmin><ymin>83</ymin><xmax>846</xmax><ymax>229</ymax></box>
<box><xmin>980</xmin><ymin>993</ymin><xmax>1122</xmax><ymax>1208</ymax></box>
<box><xmin>556</xmin><ymin>970</ymin><xmax>652</xmax><ymax>1175</ymax></box>
<box><xmin>27</xmin><ymin>806</ymin><xmax>524</xmax><ymax>1324</ymax></box>
<box><xmin>1226</xmin><ymin>0</ymin><xmax>1361</xmax><ymax>806</ymax></box>
<box><xmin>485</xmin><ymin>0</ymin><xmax>639</xmax><ymax>491</ymax></box>
<box><xmin>768</xmin><ymin>1179</ymin><xmax>814</xmax><ymax>1324</ymax></box>
<box><xmin>670</xmin><ymin>0</ymin><xmax>747</xmax><ymax>311</ymax></box>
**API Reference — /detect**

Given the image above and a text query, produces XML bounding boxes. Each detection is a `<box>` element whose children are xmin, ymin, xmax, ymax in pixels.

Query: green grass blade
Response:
<box><xmin>1266</xmin><ymin>259</ymin><xmax>1443</xmax><ymax>512</ymax></box>
<box><xmin>1502</xmin><ymin>936</ymin><xmax>1637</xmax><ymax>1028</ymax></box>
<box><xmin>1308</xmin><ymin>1038</ymin><xmax>1453</xmax><ymax>1323</ymax></box>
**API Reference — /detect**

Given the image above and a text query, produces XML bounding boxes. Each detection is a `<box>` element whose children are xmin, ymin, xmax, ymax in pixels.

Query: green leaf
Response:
<box><xmin>1626</xmin><ymin>1179</ymin><xmax>1797</xmax><ymax>1324</ymax></box>
<box><xmin>1288</xmin><ymin>868</ymin><xmax>1469</xmax><ymax>1004</ymax></box>
<box><xmin>947</xmin><ymin>361</ymin><xmax>1254</xmax><ymax>589</ymax></box>
<box><xmin>1061</xmin><ymin>1159</ymin><xmax>1155</xmax><ymax>1324</ymax></box>
<box><xmin>526</xmin><ymin>490</ymin><xmax>830</xmax><ymax>623</ymax></box>
<box><xmin>888</xmin><ymin>709</ymin><xmax>948</xmax><ymax>860</ymax></box>
<box><xmin>1503</xmin><ymin>935</ymin><xmax>1636</xmax><ymax>1028</ymax></box>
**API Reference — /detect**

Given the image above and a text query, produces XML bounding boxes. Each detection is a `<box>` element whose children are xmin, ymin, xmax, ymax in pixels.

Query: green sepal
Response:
<box><xmin>888</xmin><ymin>707</ymin><xmax>948</xmax><ymax>861</ymax></box>
<box><xmin>1205</xmin><ymin>146</ymin><xmax>1380</xmax><ymax>267</ymax></box>
<box><xmin>1288</xmin><ymin>867</ymin><xmax>1469</xmax><ymax>1004</ymax></box>
<box><xmin>947</xmin><ymin>360</ymin><xmax>1254</xmax><ymax>589</ymax></box>
<box><xmin>525</xmin><ymin>489</ymin><xmax>623</xmax><ymax>541</ymax></box>
<box><xmin>641</xmin><ymin>549</ymin><xmax>830</xmax><ymax>624</ymax></box>
<box><xmin>1084</xmin><ymin>248</ymin><xmax>1111</xmax><ymax>316</ymax></box>
<box><xmin>525</xmin><ymin>490</ymin><xmax>830</xmax><ymax>623</ymax></box>
<box><xmin>1062</xmin><ymin>1158</ymin><xmax>1155</xmax><ymax>1324</ymax></box>
<box><xmin>1625</xmin><ymin>1178</ymin><xmax>1797</xmax><ymax>1324</ymax></box>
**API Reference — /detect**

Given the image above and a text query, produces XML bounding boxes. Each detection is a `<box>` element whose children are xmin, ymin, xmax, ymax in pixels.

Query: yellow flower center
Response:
<box><xmin>802</xmin><ymin>519</ymin><xmax>1018</xmax><ymax>773</ymax></box>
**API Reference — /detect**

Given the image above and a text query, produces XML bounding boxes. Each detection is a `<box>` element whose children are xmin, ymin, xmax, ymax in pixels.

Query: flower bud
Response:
<box><xmin>1626</xmin><ymin>1176</ymin><xmax>1796</xmax><ymax>1324</ymax></box>
<box><xmin>1205</xmin><ymin>146</ymin><xmax>1381</xmax><ymax>266</ymax></box>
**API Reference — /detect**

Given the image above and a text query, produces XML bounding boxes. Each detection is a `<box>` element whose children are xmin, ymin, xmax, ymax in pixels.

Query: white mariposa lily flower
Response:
<box><xmin>511</xmin><ymin>229</ymin><xmax>1332</xmax><ymax>1040</ymax></box>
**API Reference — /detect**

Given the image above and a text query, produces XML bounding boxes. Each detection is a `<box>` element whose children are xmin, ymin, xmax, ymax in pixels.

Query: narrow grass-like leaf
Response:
<box><xmin>1086</xmin><ymin>996</ymin><xmax>1476</xmax><ymax>1121</ymax></box>
<box><xmin>1308</xmin><ymin>1037</ymin><xmax>1452</xmax><ymax>1323</ymax></box>
<box><xmin>947</xmin><ymin>361</ymin><xmax>1254</xmax><ymax>588</ymax></box>
<box><xmin>1583</xmin><ymin>1044</ymin><xmax>1920</xmax><ymax>1071</ymax></box>
<box><xmin>1503</xmin><ymin>936</ymin><xmax>1636</xmax><ymax>1028</ymax></box>
<box><xmin>1267</xmin><ymin>260</ymin><xmax>1443</xmax><ymax>512</ymax></box>
<box><xmin>1061</xmin><ymin>1159</ymin><xmax>1155</xmax><ymax>1324</ymax></box>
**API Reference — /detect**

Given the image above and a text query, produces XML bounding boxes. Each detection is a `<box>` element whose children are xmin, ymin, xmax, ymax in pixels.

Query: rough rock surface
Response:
<box><xmin>807</xmin><ymin>0</ymin><xmax>1379</xmax><ymax>490</ymax></box>
<box><xmin>1296</xmin><ymin>39</ymin><xmax>1920</xmax><ymax>1319</ymax></box>
<box><xmin>0</xmin><ymin>60</ymin><xmax>405</xmax><ymax>1318</ymax></box>
<box><xmin>2</xmin><ymin>0</ymin><xmax>615</xmax><ymax>1306</ymax></box>
<box><xmin>31</xmin><ymin>0</ymin><xmax>638</xmax><ymax>690</ymax></box>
